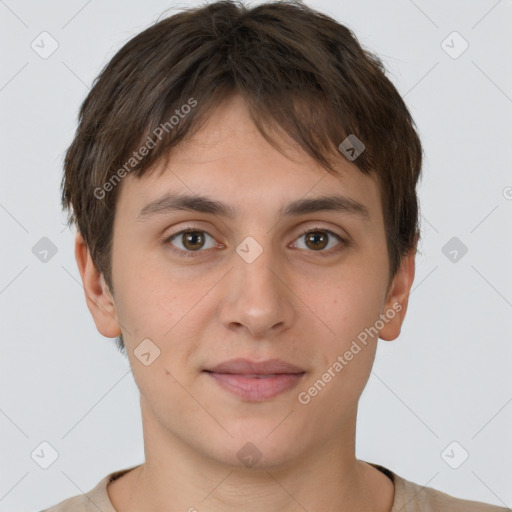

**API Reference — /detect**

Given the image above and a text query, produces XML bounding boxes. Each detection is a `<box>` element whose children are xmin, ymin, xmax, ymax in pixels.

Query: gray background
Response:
<box><xmin>0</xmin><ymin>0</ymin><xmax>511</xmax><ymax>510</ymax></box>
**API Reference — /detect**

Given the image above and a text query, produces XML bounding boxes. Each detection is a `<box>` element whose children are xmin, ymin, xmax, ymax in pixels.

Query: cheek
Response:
<box><xmin>112</xmin><ymin>249</ymin><xmax>188</xmax><ymax>333</ymax></box>
<box><xmin>113</xmin><ymin>257</ymin><xmax>221</xmax><ymax>373</ymax></box>
<box><xmin>313</xmin><ymin>268</ymin><xmax>387</xmax><ymax>340</ymax></box>
<box><xmin>300</xmin><ymin>286</ymin><xmax>381</xmax><ymax>415</ymax></box>
<box><xmin>306</xmin><ymin>270</ymin><xmax>386</xmax><ymax>393</ymax></box>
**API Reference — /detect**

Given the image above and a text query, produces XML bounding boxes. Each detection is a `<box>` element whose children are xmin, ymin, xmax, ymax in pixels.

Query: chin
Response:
<box><xmin>206</xmin><ymin>427</ymin><xmax>306</xmax><ymax>471</ymax></box>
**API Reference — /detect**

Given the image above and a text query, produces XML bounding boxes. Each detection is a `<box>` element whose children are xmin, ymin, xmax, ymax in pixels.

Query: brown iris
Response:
<box><xmin>182</xmin><ymin>231</ymin><xmax>205</xmax><ymax>250</ymax></box>
<box><xmin>304</xmin><ymin>231</ymin><xmax>329</xmax><ymax>250</ymax></box>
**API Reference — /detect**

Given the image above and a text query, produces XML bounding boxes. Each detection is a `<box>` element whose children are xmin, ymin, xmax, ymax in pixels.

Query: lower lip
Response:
<box><xmin>205</xmin><ymin>371</ymin><xmax>305</xmax><ymax>402</ymax></box>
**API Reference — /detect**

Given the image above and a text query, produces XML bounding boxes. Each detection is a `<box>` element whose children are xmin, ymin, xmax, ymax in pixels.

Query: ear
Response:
<box><xmin>74</xmin><ymin>231</ymin><xmax>122</xmax><ymax>338</ymax></box>
<box><xmin>378</xmin><ymin>245</ymin><xmax>416</xmax><ymax>342</ymax></box>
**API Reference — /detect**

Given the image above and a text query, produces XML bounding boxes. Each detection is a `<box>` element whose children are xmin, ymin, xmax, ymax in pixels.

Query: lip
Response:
<box><xmin>205</xmin><ymin>358</ymin><xmax>305</xmax><ymax>375</ymax></box>
<box><xmin>203</xmin><ymin>358</ymin><xmax>306</xmax><ymax>402</ymax></box>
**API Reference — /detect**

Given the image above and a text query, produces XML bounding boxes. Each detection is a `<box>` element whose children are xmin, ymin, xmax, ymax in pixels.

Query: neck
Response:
<box><xmin>108</xmin><ymin>398</ymin><xmax>394</xmax><ymax>512</ymax></box>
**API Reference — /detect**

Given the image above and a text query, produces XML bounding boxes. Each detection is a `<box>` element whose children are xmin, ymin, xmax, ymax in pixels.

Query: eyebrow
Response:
<box><xmin>136</xmin><ymin>193</ymin><xmax>370</xmax><ymax>221</ymax></box>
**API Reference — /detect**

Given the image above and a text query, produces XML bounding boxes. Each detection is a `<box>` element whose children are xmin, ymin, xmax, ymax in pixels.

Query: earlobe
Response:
<box><xmin>378</xmin><ymin>246</ymin><xmax>416</xmax><ymax>342</ymax></box>
<box><xmin>74</xmin><ymin>232</ymin><xmax>122</xmax><ymax>338</ymax></box>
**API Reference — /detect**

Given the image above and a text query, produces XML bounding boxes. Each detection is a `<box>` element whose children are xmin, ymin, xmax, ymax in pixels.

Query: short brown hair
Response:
<box><xmin>62</xmin><ymin>0</ymin><xmax>423</xmax><ymax>355</ymax></box>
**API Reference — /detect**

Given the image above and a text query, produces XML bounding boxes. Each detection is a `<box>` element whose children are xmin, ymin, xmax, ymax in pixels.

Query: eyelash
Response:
<box><xmin>163</xmin><ymin>226</ymin><xmax>350</xmax><ymax>258</ymax></box>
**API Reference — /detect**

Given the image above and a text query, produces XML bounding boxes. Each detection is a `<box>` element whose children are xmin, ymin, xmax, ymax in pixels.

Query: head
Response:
<box><xmin>64</xmin><ymin>0</ymin><xmax>422</xmax><ymax>468</ymax></box>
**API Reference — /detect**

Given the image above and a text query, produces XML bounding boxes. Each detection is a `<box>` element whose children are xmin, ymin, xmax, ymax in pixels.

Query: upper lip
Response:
<box><xmin>204</xmin><ymin>358</ymin><xmax>305</xmax><ymax>375</ymax></box>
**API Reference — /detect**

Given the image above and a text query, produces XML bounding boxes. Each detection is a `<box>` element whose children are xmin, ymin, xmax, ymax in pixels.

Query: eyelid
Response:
<box><xmin>294</xmin><ymin>225</ymin><xmax>344</xmax><ymax>240</ymax></box>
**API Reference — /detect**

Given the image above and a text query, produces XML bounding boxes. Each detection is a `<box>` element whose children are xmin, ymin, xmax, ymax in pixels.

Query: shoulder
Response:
<box><xmin>396</xmin><ymin>472</ymin><xmax>510</xmax><ymax>512</ymax></box>
<box><xmin>40</xmin><ymin>473</ymin><xmax>113</xmax><ymax>512</ymax></box>
<box><xmin>40</xmin><ymin>465</ymin><xmax>140</xmax><ymax>512</ymax></box>
<box><xmin>41</xmin><ymin>491</ymin><xmax>102</xmax><ymax>512</ymax></box>
<box><xmin>366</xmin><ymin>461</ymin><xmax>509</xmax><ymax>512</ymax></box>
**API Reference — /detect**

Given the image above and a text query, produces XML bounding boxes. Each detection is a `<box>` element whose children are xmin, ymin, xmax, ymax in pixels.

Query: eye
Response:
<box><xmin>163</xmin><ymin>226</ymin><xmax>348</xmax><ymax>258</ymax></box>
<box><xmin>165</xmin><ymin>229</ymin><xmax>219</xmax><ymax>254</ymax></box>
<box><xmin>291</xmin><ymin>228</ymin><xmax>346</xmax><ymax>253</ymax></box>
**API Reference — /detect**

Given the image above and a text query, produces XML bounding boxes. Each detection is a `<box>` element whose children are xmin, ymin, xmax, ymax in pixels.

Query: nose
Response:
<box><xmin>217</xmin><ymin>244</ymin><xmax>296</xmax><ymax>339</ymax></box>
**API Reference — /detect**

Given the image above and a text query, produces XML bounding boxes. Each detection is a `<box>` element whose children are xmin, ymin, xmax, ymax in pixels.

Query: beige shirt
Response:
<box><xmin>41</xmin><ymin>461</ymin><xmax>510</xmax><ymax>511</ymax></box>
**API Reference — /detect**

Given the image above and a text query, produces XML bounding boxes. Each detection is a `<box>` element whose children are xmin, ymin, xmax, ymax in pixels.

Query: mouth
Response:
<box><xmin>203</xmin><ymin>358</ymin><xmax>306</xmax><ymax>402</ymax></box>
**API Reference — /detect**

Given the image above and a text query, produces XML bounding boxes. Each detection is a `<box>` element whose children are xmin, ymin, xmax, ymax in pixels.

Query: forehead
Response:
<box><xmin>116</xmin><ymin>93</ymin><xmax>383</xmax><ymax>224</ymax></box>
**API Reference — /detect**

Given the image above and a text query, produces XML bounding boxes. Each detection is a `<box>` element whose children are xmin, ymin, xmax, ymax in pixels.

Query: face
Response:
<box><xmin>77</xmin><ymin>93</ymin><xmax>415</xmax><ymax>470</ymax></box>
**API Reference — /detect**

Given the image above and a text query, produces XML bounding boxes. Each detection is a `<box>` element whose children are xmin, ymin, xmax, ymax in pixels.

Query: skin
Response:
<box><xmin>75</xmin><ymin>92</ymin><xmax>416</xmax><ymax>512</ymax></box>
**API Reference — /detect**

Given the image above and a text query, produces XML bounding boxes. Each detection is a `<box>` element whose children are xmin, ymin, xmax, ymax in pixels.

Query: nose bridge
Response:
<box><xmin>236</xmin><ymin>246</ymin><xmax>279</xmax><ymax>297</ymax></box>
<box><xmin>218</xmin><ymin>236</ymin><xmax>295</xmax><ymax>336</ymax></box>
